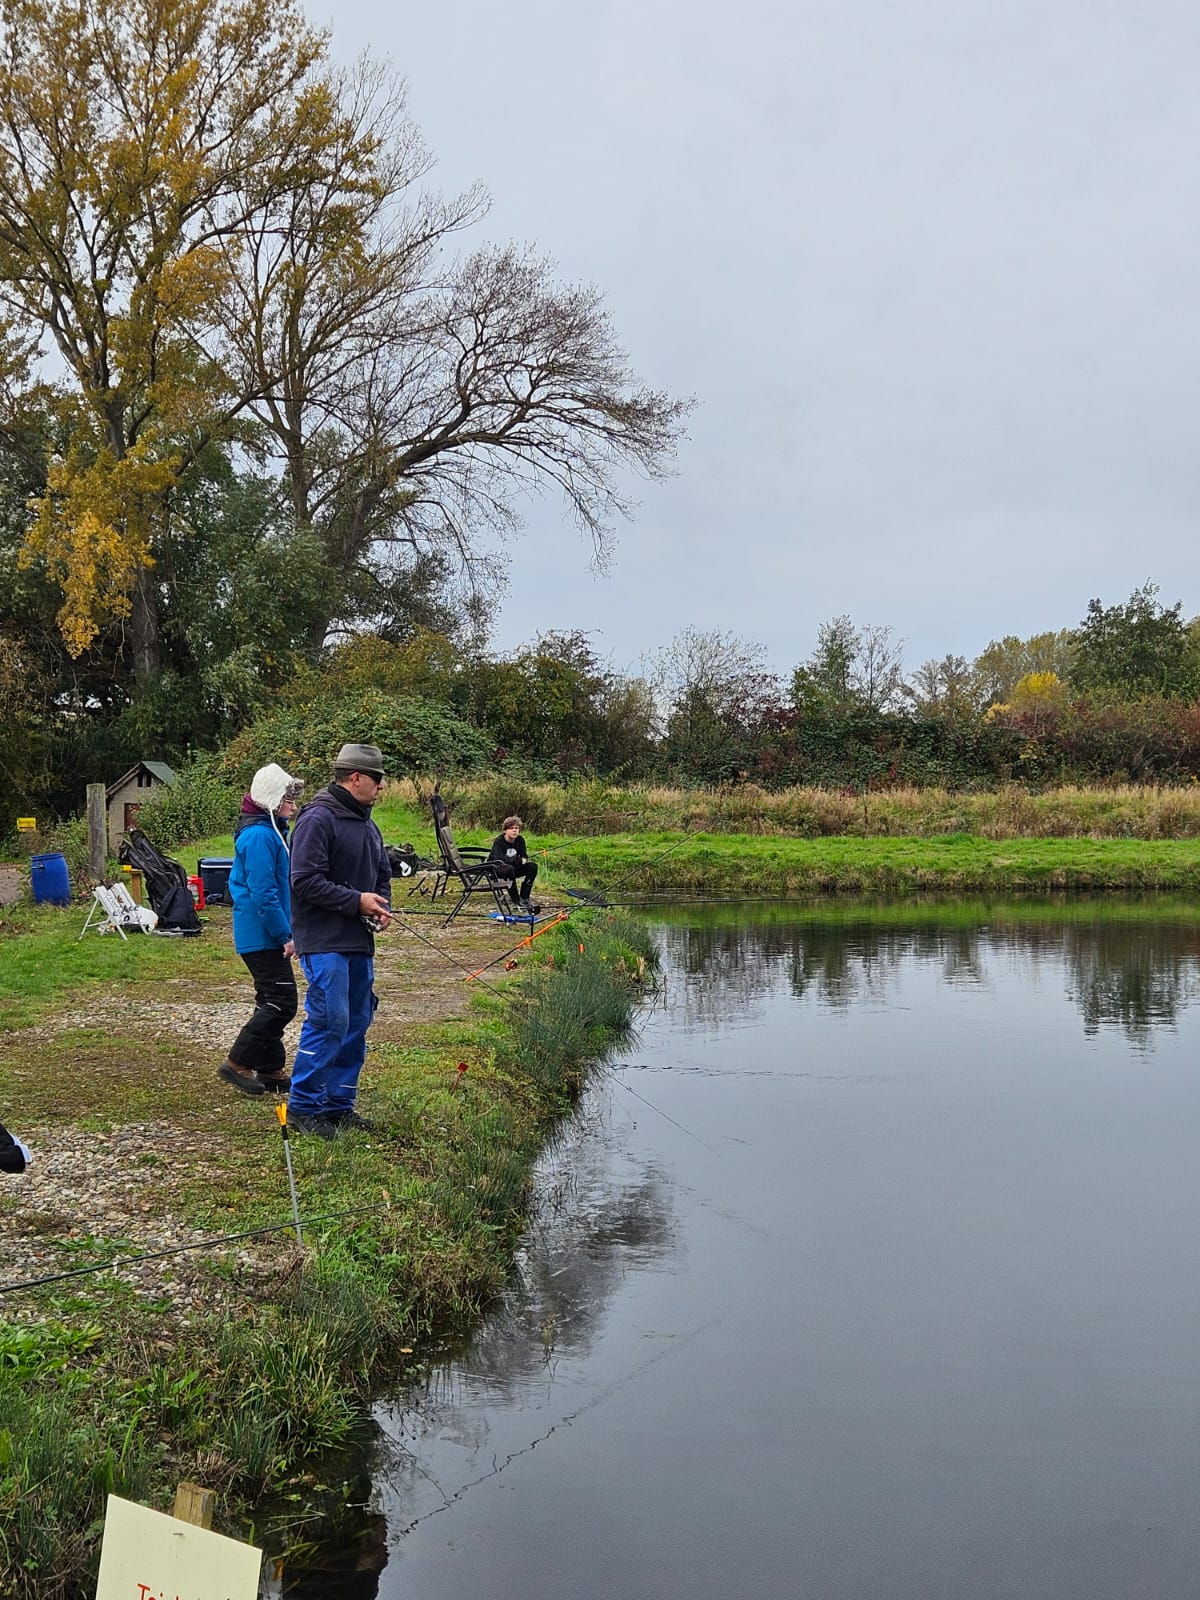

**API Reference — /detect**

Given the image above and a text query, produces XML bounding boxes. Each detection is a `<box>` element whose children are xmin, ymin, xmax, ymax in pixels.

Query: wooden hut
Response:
<box><xmin>105</xmin><ymin>761</ymin><xmax>177</xmax><ymax>850</ymax></box>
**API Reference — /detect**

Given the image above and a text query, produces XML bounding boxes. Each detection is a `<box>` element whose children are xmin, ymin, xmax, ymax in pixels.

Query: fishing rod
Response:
<box><xmin>576</xmin><ymin>824</ymin><xmax>697</xmax><ymax>902</ymax></box>
<box><xmin>463</xmin><ymin>910</ymin><xmax>571</xmax><ymax>983</ymax></box>
<box><xmin>0</xmin><ymin>1205</ymin><xmax>383</xmax><ymax>1298</ymax></box>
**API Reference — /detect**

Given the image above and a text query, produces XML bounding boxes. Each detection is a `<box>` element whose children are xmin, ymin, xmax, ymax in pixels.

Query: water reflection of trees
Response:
<box><xmin>1063</xmin><ymin>922</ymin><xmax>1200</xmax><ymax>1046</ymax></box>
<box><xmin>656</xmin><ymin>917</ymin><xmax>1200</xmax><ymax>1047</ymax></box>
<box><xmin>376</xmin><ymin>1103</ymin><xmax>676</xmax><ymax>1466</ymax></box>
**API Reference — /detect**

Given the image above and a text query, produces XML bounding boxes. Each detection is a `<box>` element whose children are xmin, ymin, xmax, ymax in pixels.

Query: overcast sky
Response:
<box><xmin>327</xmin><ymin>0</ymin><xmax>1200</xmax><ymax>682</ymax></box>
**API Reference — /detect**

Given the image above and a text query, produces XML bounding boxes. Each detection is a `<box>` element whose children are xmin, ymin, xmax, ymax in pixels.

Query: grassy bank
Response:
<box><xmin>169</xmin><ymin>797</ymin><xmax>1198</xmax><ymax>900</ymax></box>
<box><xmin>0</xmin><ymin>901</ymin><xmax>655</xmax><ymax>1600</ymax></box>
<box><xmin>543</xmin><ymin>831</ymin><xmax>1200</xmax><ymax>896</ymax></box>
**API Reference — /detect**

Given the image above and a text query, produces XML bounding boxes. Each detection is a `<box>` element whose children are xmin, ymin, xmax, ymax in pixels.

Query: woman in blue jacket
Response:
<box><xmin>219</xmin><ymin>763</ymin><xmax>304</xmax><ymax>1096</ymax></box>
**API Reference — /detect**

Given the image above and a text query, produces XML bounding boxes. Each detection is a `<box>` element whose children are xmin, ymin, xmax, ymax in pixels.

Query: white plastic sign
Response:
<box><xmin>95</xmin><ymin>1495</ymin><xmax>260</xmax><ymax>1600</ymax></box>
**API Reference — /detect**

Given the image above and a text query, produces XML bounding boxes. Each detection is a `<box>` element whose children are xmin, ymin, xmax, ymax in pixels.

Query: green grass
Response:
<box><xmin>546</xmin><ymin>831</ymin><xmax>1200</xmax><ymax>896</ymax></box>
<box><xmin>168</xmin><ymin>801</ymin><xmax>1200</xmax><ymax>910</ymax></box>
<box><xmin>0</xmin><ymin>903</ymin><xmax>237</xmax><ymax>1030</ymax></box>
<box><xmin>173</xmin><ymin>798</ymin><xmax>430</xmax><ymax>873</ymax></box>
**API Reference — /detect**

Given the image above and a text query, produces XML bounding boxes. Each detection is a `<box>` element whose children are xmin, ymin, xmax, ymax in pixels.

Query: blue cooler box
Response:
<box><xmin>199</xmin><ymin>857</ymin><xmax>235</xmax><ymax>904</ymax></box>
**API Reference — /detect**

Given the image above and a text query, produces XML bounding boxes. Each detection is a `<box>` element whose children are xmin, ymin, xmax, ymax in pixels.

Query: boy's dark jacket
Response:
<box><xmin>289</xmin><ymin>784</ymin><xmax>391</xmax><ymax>957</ymax></box>
<box><xmin>488</xmin><ymin>832</ymin><xmax>530</xmax><ymax>868</ymax></box>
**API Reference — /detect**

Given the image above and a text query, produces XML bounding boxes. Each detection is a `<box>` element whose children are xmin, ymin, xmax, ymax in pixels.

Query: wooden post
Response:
<box><xmin>171</xmin><ymin>1482</ymin><xmax>215</xmax><ymax>1529</ymax></box>
<box><xmin>86</xmin><ymin>783</ymin><xmax>107</xmax><ymax>881</ymax></box>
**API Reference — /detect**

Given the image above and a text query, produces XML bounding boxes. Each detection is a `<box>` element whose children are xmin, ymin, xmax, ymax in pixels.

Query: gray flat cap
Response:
<box><xmin>335</xmin><ymin>742</ymin><xmax>385</xmax><ymax>773</ymax></box>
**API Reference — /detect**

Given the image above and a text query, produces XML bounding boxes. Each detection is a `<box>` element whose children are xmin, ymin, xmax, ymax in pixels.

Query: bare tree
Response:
<box><xmin>906</xmin><ymin>654</ymin><xmax>979</xmax><ymax>719</ymax></box>
<box><xmin>855</xmin><ymin>622</ymin><xmax>908</xmax><ymax>713</ymax></box>
<box><xmin>219</xmin><ymin>63</ymin><xmax>691</xmax><ymax>647</ymax></box>
<box><xmin>651</xmin><ymin>627</ymin><xmax>779</xmax><ymax>726</ymax></box>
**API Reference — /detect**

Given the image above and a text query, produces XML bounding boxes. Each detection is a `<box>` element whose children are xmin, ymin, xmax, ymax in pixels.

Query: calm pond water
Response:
<box><xmin>293</xmin><ymin>901</ymin><xmax>1200</xmax><ymax>1600</ymax></box>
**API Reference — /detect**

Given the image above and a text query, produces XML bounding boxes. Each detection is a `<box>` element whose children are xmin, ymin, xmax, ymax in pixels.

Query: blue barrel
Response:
<box><xmin>199</xmin><ymin>857</ymin><xmax>235</xmax><ymax>905</ymax></box>
<box><xmin>30</xmin><ymin>852</ymin><xmax>71</xmax><ymax>905</ymax></box>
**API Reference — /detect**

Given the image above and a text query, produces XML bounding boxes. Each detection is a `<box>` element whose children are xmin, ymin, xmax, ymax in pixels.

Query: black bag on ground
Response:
<box><xmin>118</xmin><ymin>829</ymin><xmax>201</xmax><ymax>935</ymax></box>
<box><xmin>387</xmin><ymin>842</ymin><xmax>438</xmax><ymax>877</ymax></box>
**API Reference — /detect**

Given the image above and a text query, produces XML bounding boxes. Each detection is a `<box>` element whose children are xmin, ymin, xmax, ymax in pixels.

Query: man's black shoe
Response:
<box><xmin>329</xmin><ymin>1110</ymin><xmax>376</xmax><ymax>1133</ymax></box>
<box><xmin>288</xmin><ymin>1113</ymin><xmax>338</xmax><ymax>1140</ymax></box>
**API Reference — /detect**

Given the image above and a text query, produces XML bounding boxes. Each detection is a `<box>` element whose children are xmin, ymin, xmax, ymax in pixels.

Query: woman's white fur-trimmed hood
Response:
<box><xmin>249</xmin><ymin>763</ymin><xmax>303</xmax><ymax>812</ymax></box>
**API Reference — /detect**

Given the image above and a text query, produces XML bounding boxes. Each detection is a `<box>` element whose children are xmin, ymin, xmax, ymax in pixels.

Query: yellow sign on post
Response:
<box><xmin>15</xmin><ymin>817</ymin><xmax>35</xmax><ymax>831</ymax></box>
<box><xmin>95</xmin><ymin>1495</ymin><xmax>260</xmax><ymax>1600</ymax></box>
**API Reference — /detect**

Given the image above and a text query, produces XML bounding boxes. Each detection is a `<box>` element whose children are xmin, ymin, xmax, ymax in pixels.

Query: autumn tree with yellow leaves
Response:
<box><xmin>0</xmin><ymin>0</ymin><xmax>688</xmax><ymax>683</ymax></box>
<box><xmin>0</xmin><ymin>0</ymin><xmax>346</xmax><ymax>670</ymax></box>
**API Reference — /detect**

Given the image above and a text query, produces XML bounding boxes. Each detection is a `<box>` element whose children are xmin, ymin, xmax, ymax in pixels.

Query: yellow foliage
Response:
<box><xmin>0</xmin><ymin>0</ymin><xmax>338</xmax><ymax>654</ymax></box>
<box><xmin>984</xmin><ymin>672</ymin><xmax>1067</xmax><ymax>733</ymax></box>
<box><xmin>1012</xmin><ymin>671</ymin><xmax>1065</xmax><ymax>705</ymax></box>
<box><xmin>22</xmin><ymin>444</ymin><xmax>180</xmax><ymax>654</ymax></box>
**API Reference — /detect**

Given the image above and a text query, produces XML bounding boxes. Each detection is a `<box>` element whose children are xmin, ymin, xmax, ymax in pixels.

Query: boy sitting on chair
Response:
<box><xmin>488</xmin><ymin>816</ymin><xmax>539</xmax><ymax>911</ymax></box>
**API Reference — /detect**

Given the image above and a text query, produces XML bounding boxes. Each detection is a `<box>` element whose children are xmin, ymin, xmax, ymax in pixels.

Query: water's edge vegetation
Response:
<box><xmin>0</xmin><ymin>909</ymin><xmax>657</xmax><ymax>1600</ymax></box>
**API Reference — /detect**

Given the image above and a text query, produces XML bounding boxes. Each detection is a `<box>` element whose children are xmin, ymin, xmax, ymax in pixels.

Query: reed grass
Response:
<box><xmin>437</xmin><ymin>778</ymin><xmax>1200</xmax><ymax>840</ymax></box>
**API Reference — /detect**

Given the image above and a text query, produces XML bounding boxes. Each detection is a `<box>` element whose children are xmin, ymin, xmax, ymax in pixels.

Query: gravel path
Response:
<box><xmin>0</xmin><ymin>1120</ymin><xmax>287</xmax><ymax>1320</ymax></box>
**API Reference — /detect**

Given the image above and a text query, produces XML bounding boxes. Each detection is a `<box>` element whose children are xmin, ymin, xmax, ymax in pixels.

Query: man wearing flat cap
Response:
<box><xmin>287</xmin><ymin>743</ymin><xmax>392</xmax><ymax>1137</ymax></box>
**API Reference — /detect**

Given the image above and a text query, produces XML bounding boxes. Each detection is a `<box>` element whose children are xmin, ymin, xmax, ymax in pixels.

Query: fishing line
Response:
<box><xmin>386</xmin><ymin>908</ymin><xmax>509</xmax><ymax>998</ymax></box>
<box><xmin>0</xmin><ymin>1205</ymin><xmax>381</xmax><ymax>1298</ymax></box>
<box><xmin>598</xmin><ymin>1063</ymin><xmax>717</xmax><ymax>1152</ymax></box>
<box><xmin>583</xmin><ymin>825</ymin><xmax>696</xmax><ymax>901</ymax></box>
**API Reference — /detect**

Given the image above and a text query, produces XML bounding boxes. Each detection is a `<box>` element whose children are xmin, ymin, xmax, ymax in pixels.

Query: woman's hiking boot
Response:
<box><xmin>218</xmin><ymin>1060</ymin><xmax>268</xmax><ymax>1096</ymax></box>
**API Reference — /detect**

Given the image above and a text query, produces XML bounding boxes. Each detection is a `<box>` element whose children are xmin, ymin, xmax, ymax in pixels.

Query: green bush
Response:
<box><xmin>132</xmin><ymin>756</ymin><xmax>240</xmax><ymax>850</ymax></box>
<box><xmin>40</xmin><ymin>814</ymin><xmax>92</xmax><ymax>884</ymax></box>
<box><xmin>454</xmin><ymin>774</ymin><xmax>552</xmax><ymax>832</ymax></box>
<box><xmin>217</xmin><ymin>690</ymin><xmax>493</xmax><ymax>790</ymax></box>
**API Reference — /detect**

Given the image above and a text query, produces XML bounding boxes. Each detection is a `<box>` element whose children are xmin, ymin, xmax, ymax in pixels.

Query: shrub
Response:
<box><xmin>132</xmin><ymin>756</ymin><xmax>240</xmax><ymax>850</ymax></box>
<box><xmin>40</xmin><ymin>814</ymin><xmax>92</xmax><ymax>884</ymax></box>
<box><xmin>454</xmin><ymin>774</ymin><xmax>551</xmax><ymax>832</ymax></box>
<box><xmin>217</xmin><ymin>690</ymin><xmax>493</xmax><ymax>790</ymax></box>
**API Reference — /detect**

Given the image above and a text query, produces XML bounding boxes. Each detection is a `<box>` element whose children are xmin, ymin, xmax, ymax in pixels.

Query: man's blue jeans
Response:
<box><xmin>289</xmin><ymin>952</ymin><xmax>376</xmax><ymax>1116</ymax></box>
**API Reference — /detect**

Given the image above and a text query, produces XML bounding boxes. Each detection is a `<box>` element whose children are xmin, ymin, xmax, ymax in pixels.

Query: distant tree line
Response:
<box><xmin>8</xmin><ymin>563</ymin><xmax>1200</xmax><ymax>831</ymax></box>
<box><xmin>0</xmin><ymin>7</ymin><xmax>1197</xmax><ymax>826</ymax></box>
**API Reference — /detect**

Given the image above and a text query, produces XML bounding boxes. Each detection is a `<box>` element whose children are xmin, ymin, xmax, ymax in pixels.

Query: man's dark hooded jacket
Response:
<box><xmin>289</xmin><ymin>784</ymin><xmax>391</xmax><ymax>957</ymax></box>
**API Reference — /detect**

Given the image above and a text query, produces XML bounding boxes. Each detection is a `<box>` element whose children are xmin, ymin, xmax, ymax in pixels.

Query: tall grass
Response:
<box><xmin>442</xmin><ymin>778</ymin><xmax>1200</xmax><ymax>840</ymax></box>
<box><xmin>498</xmin><ymin>911</ymin><xmax>654</xmax><ymax>1092</ymax></box>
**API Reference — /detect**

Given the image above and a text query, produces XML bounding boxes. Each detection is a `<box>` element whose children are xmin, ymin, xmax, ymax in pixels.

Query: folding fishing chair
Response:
<box><xmin>110</xmin><ymin>882</ymin><xmax>158</xmax><ymax>931</ymax></box>
<box><xmin>78</xmin><ymin>883</ymin><xmax>157</xmax><ymax>940</ymax></box>
<box><xmin>429</xmin><ymin>789</ymin><xmax>520</xmax><ymax>926</ymax></box>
